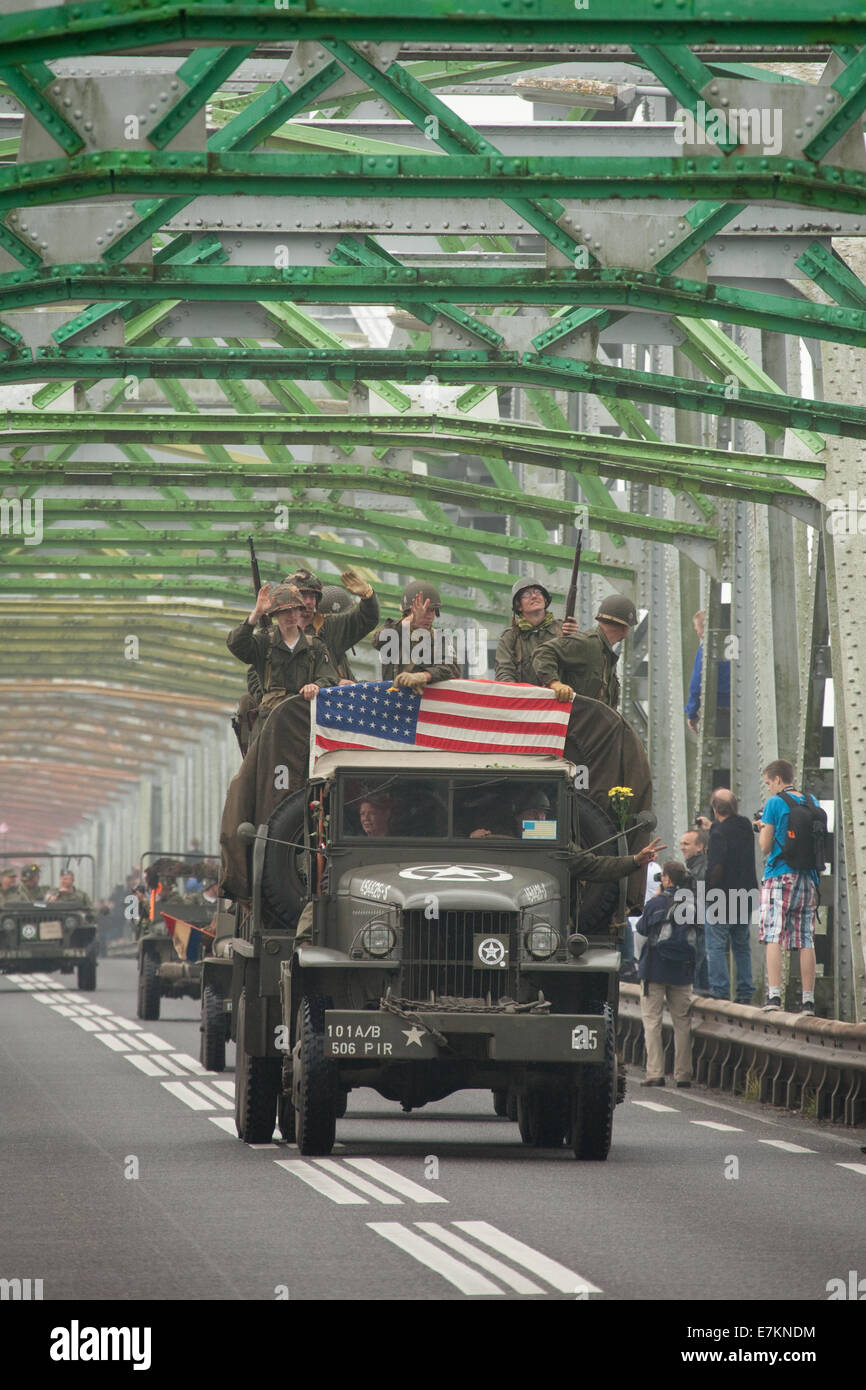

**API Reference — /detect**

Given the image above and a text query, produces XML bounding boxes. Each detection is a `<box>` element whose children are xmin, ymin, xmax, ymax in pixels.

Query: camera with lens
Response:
<box><xmin>752</xmin><ymin>809</ymin><xmax>763</xmax><ymax>834</ymax></box>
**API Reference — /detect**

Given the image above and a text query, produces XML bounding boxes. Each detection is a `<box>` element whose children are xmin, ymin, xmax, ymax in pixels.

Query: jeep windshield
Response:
<box><xmin>338</xmin><ymin>773</ymin><xmax>565</xmax><ymax>845</ymax></box>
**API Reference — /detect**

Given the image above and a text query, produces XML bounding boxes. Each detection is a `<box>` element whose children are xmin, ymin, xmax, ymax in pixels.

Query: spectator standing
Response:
<box><xmin>636</xmin><ymin>861</ymin><xmax>695</xmax><ymax>1088</ymax></box>
<box><xmin>757</xmin><ymin>760</ymin><xmax>820</xmax><ymax>1015</ymax></box>
<box><xmin>680</xmin><ymin>827</ymin><xmax>710</xmax><ymax>994</ymax></box>
<box><xmin>685</xmin><ymin>609</ymin><xmax>730</xmax><ymax>735</ymax></box>
<box><xmin>704</xmin><ymin>789</ymin><xmax>758</xmax><ymax>1003</ymax></box>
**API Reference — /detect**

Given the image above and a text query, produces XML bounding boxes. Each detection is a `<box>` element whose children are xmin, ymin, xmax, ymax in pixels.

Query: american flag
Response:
<box><xmin>310</xmin><ymin>680</ymin><xmax>571</xmax><ymax>773</ymax></box>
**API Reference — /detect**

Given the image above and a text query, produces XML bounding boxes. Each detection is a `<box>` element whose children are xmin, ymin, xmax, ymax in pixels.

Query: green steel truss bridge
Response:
<box><xmin>0</xmin><ymin>2</ymin><xmax>863</xmax><ymax>1018</ymax></box>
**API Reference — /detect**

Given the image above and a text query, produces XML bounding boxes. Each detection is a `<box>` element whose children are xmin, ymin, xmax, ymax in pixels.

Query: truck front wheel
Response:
<box><xmin>137</xmin><ymin>952</ymin><xmax>160</xmax><ymax>1020</ymax></box>
<box><xmin>235</xmin><ymin>987</ymin><xmax>280</xmax><ymax>1143</ymax></box>
<box><xmin>295</xmin><ymin>995</ymin><xmax>338</xmax><ymax>1156</ymax></box>
<box><xmin>200</xmin><ymin>983</ymin><xmax>226</xmax><ymax>1072</ymax></box>
<box><xmin>571</xmin><ymin>1004</ymin><xmax>616</xmax><ymax>1160</ymax></box>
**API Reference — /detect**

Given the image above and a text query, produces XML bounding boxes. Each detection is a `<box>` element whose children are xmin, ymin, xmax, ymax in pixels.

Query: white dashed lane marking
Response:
<box><xmin>759</xmin><ymin>1140</ymin><xmax>817</xmax><ymax>1154</ymax></box>
<box><xmin>837</xmin><ymin>1163</ymin><xmax>866</xmax><ymax>1177</ymax></box>
<box><xmin>276</xmin><ymin>1159</ymin><xmax>368</xmax><ymax>1206</ymax></box>
<box><xmin>126</xmin><ymin>1055</ymin><xmax>170</xmax><ymax>1078</ymax></box>
<box><xmin>631</xmin><ymin>1100</ymin><xmax>679</xmax><ymax>1113</ymax></box>
<box><xmin>160</xmin><ymin>1080</ymin><xmax>215</xmax><ymax>1111</ymax></box>
<box><xmin>690</xmin><ymin>1120</ymin><xmax>743</xmax><ymax>1132</ymax></box>
<box><xmin>275</xmin><ymin>1157</ymin><xmax>447</xmax><ymax>1206</ymax></box>
<box><xmin>368</xmin><ymin>1221</ymin><xmax>599</xmax><ymax>1298</ymax></box>
<box><xmin>454</xmin><ymin>1221</ymin><xmax>601</xmax><ymax>1294</ymax></box>
<box><xmin>343</xmin><ymin>1158</ymin><xmax>448</xmax><ymax>1204</ymax></box>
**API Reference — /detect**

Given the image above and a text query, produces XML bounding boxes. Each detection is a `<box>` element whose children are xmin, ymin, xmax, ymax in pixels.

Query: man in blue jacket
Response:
<box><xmin>635</xmin><ymin>861</ymin><xmax>696</xmax><ymax>1088</ymax></box>
<box><xmin>685</xmin><ymin>609</ymin><xmax>730</xmax><ymax>734</ymax></box>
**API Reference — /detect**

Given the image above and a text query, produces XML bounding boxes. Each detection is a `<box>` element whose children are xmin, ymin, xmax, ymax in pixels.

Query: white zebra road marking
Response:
<box><xmin>414</xmin><ymin>1223</ymin><xmax>543</xmax><ymax>1295</ymax></box>
<box><xmin>275</xmin><ymin>1159</ymin><xmax>368</xmax><ymax>1206</ymax></box>
<box><xmin>368</xmin><ymin>1223</ymin><xmax>502</xmax><ymax>1296</ymax></box>
<box><xmin>343</xmin><ymin>1157</ymin><xmax>447</xmax><ymax>1203</ymax></box>
<box><xmin>453</xmin><ymin>1221</ymin><xmax>601</xmax><ymax>1295</ymax></box>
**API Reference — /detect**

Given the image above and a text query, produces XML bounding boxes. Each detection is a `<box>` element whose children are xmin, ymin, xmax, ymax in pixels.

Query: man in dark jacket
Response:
<box><xmin>680</xmin><ymin>827</ymin><xmax>710</xmax><ymax>995</ymax></box>
<box><xmin>636</xmin><ymin>860</ymin><xmax>695</xmax><ymax>1087</ymax></box>
<box><xmin>705</xmin><ymin>788</ymin><xmax>758</xmax><ymax>1003</ymax></box>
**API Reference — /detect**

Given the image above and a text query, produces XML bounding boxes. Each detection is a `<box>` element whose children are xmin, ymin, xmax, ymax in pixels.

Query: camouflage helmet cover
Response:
<box><xmin>401</xmin><ymin>580</ymin><xmax>441</xmax><ymax>614</ymax></box>
<box><xmin>320</xmin><ymin>584</ymin><xmax>354</xmax><ymax>615</ymax></box>
<box><xmin>511</xmin><ymin>578</ymin><xmax>551</xmax><ymax>612</ymax></box>
<box><xmin>268</xmin><ymin>582</ymin><xmax>306</xmax><ymax>616</ymax></box>
<box><xmin>284</xmin><ymin>568</ymin><xmax>323</xmax><ymax>605</ymax></box>
<box><xmin>21</xmin><ymin>862</ymin><xmax>41</xmax><ymax>879</ymax></box>
<box><xmin>595</xmin><ymin>593</ymin><xmax>638</xmax><ymax>628</ymax></box>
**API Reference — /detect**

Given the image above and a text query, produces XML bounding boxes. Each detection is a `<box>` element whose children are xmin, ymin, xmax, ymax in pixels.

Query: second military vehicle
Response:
<box><xmin>135</xmin><ymin>852</ymin><xmax>219</xmax><ymax>1020</ymax></box>
<box><xmin>0</xmin><ymin>853</ymin><xmax>99</xmax><ymax>989</ymax></box>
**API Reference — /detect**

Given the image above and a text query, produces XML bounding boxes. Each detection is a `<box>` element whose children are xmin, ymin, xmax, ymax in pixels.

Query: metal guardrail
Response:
<box><xmin>619</xmin><ymin>985</ymin><xmax>866</xmax><ymax>1128</ymax></box>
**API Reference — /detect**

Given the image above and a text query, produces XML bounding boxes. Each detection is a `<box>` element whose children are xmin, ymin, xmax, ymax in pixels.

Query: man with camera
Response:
<box><xmin>680</xmin><ymin>826</ymin><xmax>710</xmax><ymax>995</ymax></box>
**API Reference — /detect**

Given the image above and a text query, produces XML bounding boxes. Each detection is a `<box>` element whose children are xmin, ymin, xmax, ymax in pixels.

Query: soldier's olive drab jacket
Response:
<box><xmin>531</xmin><ymin>624</ymin><xmax>622</xmax><ymax>709</ymax></box>
<box><xmin>374</xmin><ymin>619</ymin><xmax>462</xmax><ymax>684</ymax></box>
<box><xmin>571</xmin><ymin>848</ymin><xmax>641</xmax><ymax>881</ymax></box>
<box><xmin>310</xmin><ymin>591</ymin><xmax>379</xmax><ymax>681</ymax></box>
<box><xmin>22</xmin><ymin>883</ymin><xmax>47</xmax><ymax>902</ymax></box>
<box><xmin>48</xmin><ymin>889</ymin><xmax>93</xmax><ymax>909</ymax></box>
<box><xmin>495</xmin><ymin>616</ymin><xmax>564</xmax><ymax>684</ymax></box>
<box><xmin>0</xmin><ymin>886</ymin><xmax>31</xmax><ymax>905</ymax></box>
<box><xmin>227</xmin><ymin>622</ymin><xmax>338</xmax><ymax>704</ymax></box>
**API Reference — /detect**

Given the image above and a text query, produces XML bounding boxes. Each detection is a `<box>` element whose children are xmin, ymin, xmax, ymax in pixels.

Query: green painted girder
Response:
<box><xmin>804</xmin><ymin>44</ymin><xmax>866</xmax><ymax>160</ymax></box>
<box><xmin>147</xmin><ymin>44</ymin><xmax>257</xmax><ymax>149</ymax></box>
<box><xmin>6</xmin><ymin>152</ymin><xmax>866</xmax><ymax>217</ymax></box>
<box><xmin>7</xmin><ymin>264</ymin><xmax>866</xmax><ymax>348</ymax></box>
<box><xmin>0</xmin><ymin>62</ymin><xmax>84</xmax><ymax>155</ymax></box>
<box><xmin>2</xmin><ymin>4</ymin><xmax>865</xmax><ymax>68</ymax></box>
<box><xmin>631</xmin><ymin>44</ymin><xmax>738</xmax><ymax>153</ymax></box>
<box><xmin>8</xmin><ymin>345</ymin><xmax>848</xmax><ymax>442</ymax></box>
<box><xmin>0</xmin><ymin>409</ymin><xmax>825</xmax><ymax>483</ymax></box>
<box><xmin>795</xmin><ymin>240</ymin><xmax>866</xmax><ymax>309</ymax></box>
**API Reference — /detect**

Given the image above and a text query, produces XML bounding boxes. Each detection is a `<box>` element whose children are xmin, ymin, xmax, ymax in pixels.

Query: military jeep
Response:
<box><xmin>135</xmin><ymin>852</ymin><xmax>219</xmax><ymax>1020</ymax></box>
<box><xmin>233</xmin><ymin>748</ymin><xmax>646</xmax><ymax>1159</ymax></box>
<box><xmin>0</xmin><ymin>853</ymin><xmax>99</xmax><ymax>989</ymax></box>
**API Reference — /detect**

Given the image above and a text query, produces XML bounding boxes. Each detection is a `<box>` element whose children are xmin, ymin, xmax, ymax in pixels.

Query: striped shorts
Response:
<box><xmin>759</xmin><ymin>874</ymin><xmax>817</xmax><ymax>950</ymax></box>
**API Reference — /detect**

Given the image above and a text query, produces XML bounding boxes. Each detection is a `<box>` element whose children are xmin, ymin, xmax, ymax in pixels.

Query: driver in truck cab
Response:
<box><xmin>471</xmin><ymin>790</ymin><xmax>664</xmax><ymax>881</ymax></box>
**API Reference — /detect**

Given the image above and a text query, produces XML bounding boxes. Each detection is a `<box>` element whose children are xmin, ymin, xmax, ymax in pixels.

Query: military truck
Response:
<box><xmin>0</xmin><ymin>853</ymin><xmax>99</xmax><ymax>989</ymax></box>
<box><xmin>228</xmin><ymin>731</ymin><xmax>653</xmax><ymax>1159</ymax></box>
<box><xmin>135</xmin><ymin>852</ymin><xmax>219</xmax><ymax>1020</ymax></box>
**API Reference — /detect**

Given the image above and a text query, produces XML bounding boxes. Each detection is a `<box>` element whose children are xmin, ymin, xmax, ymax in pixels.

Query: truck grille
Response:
<box><xmin>400</xmin><ymin>910</ymin><xmax>519</xmax><ymax>1003</ymax></box>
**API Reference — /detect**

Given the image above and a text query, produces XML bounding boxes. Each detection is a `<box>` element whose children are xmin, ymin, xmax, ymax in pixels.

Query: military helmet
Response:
<box><xmin>21</xmin><ymin>862</ymin><xmax>40</xmax><ymax>880</ymax></box>
<box><xmin>513</xmin><ymin>789</ymin><xmax>551</xmax><ymax>816</ymax></box>
<box><xmin>320</xmin><ymin>584</ymin><xmax>354</xmax><ymax>615</ymax></box>
<box><xmin>511</xmin><ymin>578</ymin><xmax>551</xmax><ymax>613</ymax></box>
<box><xmin>401</xmin><ymin>580</ymin><xmax>441</xmax><ymax>615</ymax></box>
<box><xmin>268</xmin><ymin>582</ymin><xmax>306</xmax><ymax>616</ymax></box>
<box><xmin>284</xmin><ymin>568</ymin><xmax>323</xmax><ymax>605</ymax></box>
<box><xmin>595</xmin><ymin>593</ymin><xmax>638</xmax><ymax>628</ymax></box>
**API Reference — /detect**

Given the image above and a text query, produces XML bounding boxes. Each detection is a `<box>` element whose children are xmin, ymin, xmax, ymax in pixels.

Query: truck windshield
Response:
<box><xmin>340</xmin><ymin>774</ymin><xmax>562</xmax><ymax>843</ymax></box>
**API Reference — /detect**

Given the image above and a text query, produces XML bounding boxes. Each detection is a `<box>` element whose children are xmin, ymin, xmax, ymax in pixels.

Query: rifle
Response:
<box><xmin>248</xmin><ymin>535</ymin><xmax>270</xmax><ymax>628</ymax></box>
<box><xmin>564</xmin><ymin>527</ymin><xmax>583</xmax><ymax>622</ymax></box>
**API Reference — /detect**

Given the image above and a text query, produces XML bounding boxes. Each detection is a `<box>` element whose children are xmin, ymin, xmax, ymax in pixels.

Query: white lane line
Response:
<box><xmin>156</xmin><ymin>1055</ymin><xmax>191</xmax><ymax>1076</ymax></box>
<box><xmin>344</xmin><ymin>1158</ymin><xmax>448</xmax><ymax>1204</ymax></box>
<box><xmin>105</xmin><ymin>1015</ymin><xmax>142</xmax><ymax>1031</ymax></box>
<box><xmin>80</xmin><ymin>1003</ymin><xmax>114</xmax><ymax>1016</ymax></box>
<box><xmin>209</xmin><ymin>1079</ymin><xmax>235</xmax><ymax>1098</ymax></box>
<box><xmin>33</xmin><ymin>992</ymin><xmax>62</xmax><ymax>1003</ymax></box>
<box><xmin>209</xmin><ymin>1116</ymin><xmax>238</xmax><ymax>1135</ymax></box>
<box><xmin>8</xmin><ymin>978</ymin><xmax>37</xmax><ymax>989</ymax></box>
<box><xmin>275</xmin><ymin>1159</ymin><xmax>368</xmax><ymax>1206</ymax></box>
<box><xmin>415</xmin><ymin>1223</ymin><xmax>544</xmax><ymax>1295</ymax></box>
<box><xmin>759</xmin><ymin>1139</ymin><xmax>817</xmax><ymax>1154</ymax></box>
<box><xmin>168</xmin><ymin>1052</ymin><xmax>206</xmax><ymax>1073</ymax></box>
<box><xmin>94</xmin><ymin>1032</ymin><xmax>132</xmax><ymax>1052</ymax></box>
<box><xmin>631</xmin><ymin>1100</ymin><xmax>679</xmax><ymax>1113</ymax></box>
<box><xmin>134</xmin><ymin>1032</ymin><xmax>174</xmax><ymax>1052</ymax></box>
<box><xmin>188</xmin><ymin>1079</ymin><xmax>234</xmax><ymax>1108</ymax></box>
<box><xmin>837</xmin><ymin>1163</ymin><xmax>866</xmax><ymax>1177</ymax></box>
<box><xmin>126</xmin><ymin>1054</ymin><xmax>169</xmax><ymax>1078</ymax></box>
<box><xmin>70</xmin><ymin>1016</ymin><xmax>102</xmax><ymax>1032</ymax></box>
<box><xmin>248</xmin><ymin>1141</ymin><xmax>281</xmax><ymax>1150</ymax></box>
<box><xmin>312</xmin><ymin>1160</ymin><xmax>403</xmax><ymax>1205</ymax></box>
<box><xmin>161</xmin><ymin>1080</ymin><xmax>215</xmax><ymax>1111</ymax></box>
<box><xmin>47</xmin><ymin>1004</ymin><xmax>79</xmax><ymax>1017</ymax></box>
<box><xmin>453</xmin><ymin>1221</ymin><xmax>601</xmax><ymax>1295</ymax></box>
<box><xmin>690</xmin><ymin>1121</ymin><xmax>743</xmax><ymax>1132</ymax></box>
<box><xmin>113</xmin><ymin>1032</ymin><xmax>149</xmax><ymax>1052</ymax></box>
<box><xmin>368</xmin><ymin>1223</ymin><xmax>503</xmax><ymax>1296</ymax></box>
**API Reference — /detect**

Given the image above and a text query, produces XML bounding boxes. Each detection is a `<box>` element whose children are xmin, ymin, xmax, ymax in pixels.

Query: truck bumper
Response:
<box><xmin>323</xmin><ymin>1009</ymin><xmax>606</xmax><ymax>1063</ymax></box>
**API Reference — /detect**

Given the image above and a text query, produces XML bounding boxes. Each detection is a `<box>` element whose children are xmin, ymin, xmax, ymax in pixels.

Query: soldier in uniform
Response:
<box><xmin>0</xmin><ymin>868</ymin><xmax>29</xmax><ymax>904</ymax></box>
<box><xmin>285</xmin><ymin>567</ymin><xmax>379</xmax><ymax>682</ymax></box>
<box><xmin>227</xmin><ymin>581</ymin><xmax>338</xmax><ymax>732</ymax></box>
<box><xmin>374</xmin><ymin>581</ymin><xmax>461</xmax><ymax>691</ymax></box>
<box><xmin>20</xmin><ymin>863</ymin><xmax>47</xmax><ymax>902</ymax></box>
<box><xmin>495</xmin><ymin>580</ymin><xmax>579</xmax><ymax>684</ymax></box>
<box><xmin>531</xmin><ymin>593</ymin><xmax>638</xmax><ymax>708</ymax></box>
<box><xmin>46</xmin><ymin>869</ymin><xmax>92</xmax><ymax>909</ymax></box>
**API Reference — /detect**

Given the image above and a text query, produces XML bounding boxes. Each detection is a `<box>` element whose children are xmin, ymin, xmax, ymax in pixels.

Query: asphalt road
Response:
<box><xmin>3</xmin><ymin>960</ymin><xmax>864</xmax><ymax>1304</ymax></box>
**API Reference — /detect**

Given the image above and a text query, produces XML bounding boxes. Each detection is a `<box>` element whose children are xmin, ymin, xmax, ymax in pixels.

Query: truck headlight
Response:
<box><xmin>361</xmin><ymin>921</ymin><xmax>396</xmax><ymax>958</ymax></box>
<box><xmin>1</xmin><ymin>915</ymin><xmax>16</xmax><ymax>933</ymax></box>
<box><xmin>525</xmin><ymin>922</ymin><xmax>559</xmax><ymax>959</ymax></box>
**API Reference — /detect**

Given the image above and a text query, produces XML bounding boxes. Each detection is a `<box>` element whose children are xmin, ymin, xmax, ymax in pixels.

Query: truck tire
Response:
<box><xmin>575</xmin><ymin>793</ymin><xmax>620</xmax><ymax>933</ymax></box>
<box><xmin>77</xmin><ymin>954</ymin><xmax>97</xmax><ymax>992</ymax></box>
<box><xmin>235</xmin><ymin>987</ymin><xmax>280</xmax><ymax>1143</ymax></box>
<box><xmin>295</xmin><ymin>995</ymin><xmax>338</xmax><ymax>1156</ymax></box>
<box><xmin>200</xmin><ymin>983</ymin><xmax>226</xmax><ymax>1072</ymax></box>
<box><xmin>517</xmin><ymin>1091</ymin><xmax>570</xmax><ymax>1147</ymax></box>
<box><xmin>137</xmin><ymin>952</ymin><xmax>160</xmax><ymax>1020</ymax></box>
<box><xmin>492</xmin><ymin>1089</ymin><xmax>508</xmax><ymax>1117</ymax></box>
<box><xmin>278</xmin><ymin>1087</ymin><xmax>296</xmax><ymax>1142</ymax></box>
<box><xmin>261</xmin><ymin>789</ymin><xmax>309</xmax><ymax>930</ymax></box>
<box><xmin>571</xmin><ymin>1003</ymin><xmax>616</xmax><ymax>1161</ymax></box>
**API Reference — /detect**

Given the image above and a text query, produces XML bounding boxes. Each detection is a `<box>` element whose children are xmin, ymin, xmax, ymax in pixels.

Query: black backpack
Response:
<box><xmin>778</xmin><ymin>792</ymin><xmax>828</xmax><ymax>873</ymax></box>
<box><xmin>651</xmin><ymin>893</ymin><xmax>696</xmax><ymax>965</ymax></box>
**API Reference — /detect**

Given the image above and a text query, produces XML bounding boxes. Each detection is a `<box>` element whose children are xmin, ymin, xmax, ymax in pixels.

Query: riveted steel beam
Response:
<box><xmin>6</xmin><ymin>153</ymin><xmax>866</xmax><ymax>217</ymax></box>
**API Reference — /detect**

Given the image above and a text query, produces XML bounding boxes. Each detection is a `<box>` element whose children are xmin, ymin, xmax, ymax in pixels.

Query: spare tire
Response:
<box><xmin>575</xmin><ymin>792</ymin><xmax>621</xmax><ymax>934</ymax></box>
<box><xmin>261</xmin><ymin>788</ymin><xmax>309</xmax><ymax>930</ymax></box>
